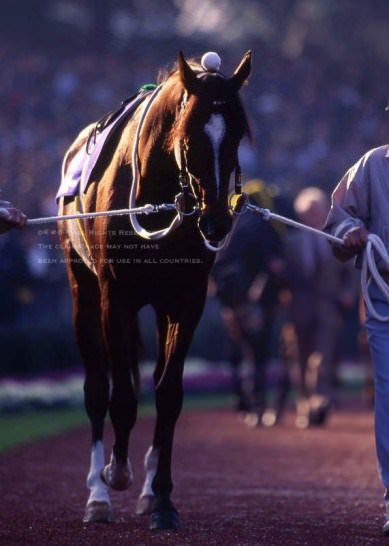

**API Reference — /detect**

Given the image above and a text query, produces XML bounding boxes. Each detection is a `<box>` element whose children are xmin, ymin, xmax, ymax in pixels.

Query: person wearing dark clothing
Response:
<box><xmin>0</xmin><ymin>200</ymin><xmax>29</xmax><ymax>329</ymax></box>
<box><xmin>212</xmin><ymin>180</ymin><xmax>286</xmax><ymax>425</ymax></box>
<box><xmin>283</xmin><ymin>187</ymin><xmax>358</xmax><ymax>428</ymax></box>
<box><xmin>0</xmin><ymin>231</ymin><xmax>31</xmax><ymax>326</ymax></box>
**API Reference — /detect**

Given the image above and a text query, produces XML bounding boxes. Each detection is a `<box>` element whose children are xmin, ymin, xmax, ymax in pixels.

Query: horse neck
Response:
<box><xmin>136</xmin><ymin>91</ymin><xmax>180</xmax><ymax>203</ymax></box>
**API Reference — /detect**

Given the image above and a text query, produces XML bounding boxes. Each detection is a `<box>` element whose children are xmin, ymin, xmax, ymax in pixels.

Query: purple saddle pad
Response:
<box><xmin>56</xmin><ymin>92</ymin><xmax>149</xmax><ymax>201</ymax></box>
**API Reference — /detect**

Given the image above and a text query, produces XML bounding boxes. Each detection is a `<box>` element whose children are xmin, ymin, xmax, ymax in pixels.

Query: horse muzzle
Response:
<box><xmin>198</xmin><ymin>211</ymin><xmax>233</xmax><ymax>243</ymax></box>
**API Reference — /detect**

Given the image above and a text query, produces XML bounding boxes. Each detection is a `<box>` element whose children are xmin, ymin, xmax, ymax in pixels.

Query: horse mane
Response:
<box><xmin>156</xmin><ymin>58</ymin><xmax>202</xmax><ymax>85</ymax></box>
<box><xmin>155</xmin><ymin>58</ymin><xmax>252</xmax><ymax>152</ymax></box>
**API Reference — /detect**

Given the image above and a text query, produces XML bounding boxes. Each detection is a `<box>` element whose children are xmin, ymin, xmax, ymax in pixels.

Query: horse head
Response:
<box><xmin>168</xmin><ymin>50</ymin><xmax>252</xmax><ymax>244</ymax></box>
<box><xmin>132</xmin><ymin>51</ymin><xmax>251</xmax><ymax>247</ymax></box>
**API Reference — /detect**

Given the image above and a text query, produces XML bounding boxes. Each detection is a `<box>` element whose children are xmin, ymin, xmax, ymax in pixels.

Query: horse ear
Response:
<box><xmin>177</xmin><ymin>51</ymin><xmax>199</xmax><ymax>93</ymax></box>
<box><xmin>230</xmin><ymin>50</ymin><xmax>252</xmax><ymax>90</ymax></box>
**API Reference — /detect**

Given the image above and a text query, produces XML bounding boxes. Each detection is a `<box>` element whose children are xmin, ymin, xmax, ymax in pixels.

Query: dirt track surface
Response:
<box><xmin>0</xmin><ymin>409</ymin><xmax>387</xmax><ymax>545</ymax></box>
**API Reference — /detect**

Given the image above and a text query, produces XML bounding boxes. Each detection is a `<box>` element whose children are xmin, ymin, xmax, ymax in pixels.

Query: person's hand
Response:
<box><xmin>343</xmin><ymin>226</ymin><xmax>369</xmax><ymax>252</ymax></box>
<box><xmin>0</xmin><ymin>202</ymin><xmax>27</xmax><ymax>234</ymax></box>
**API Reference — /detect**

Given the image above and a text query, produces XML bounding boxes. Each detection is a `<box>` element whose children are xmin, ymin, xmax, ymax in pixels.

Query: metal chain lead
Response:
<box><xmin>26</xmin><ymin>203</ymin><xmax>178</xmax><ymax>226</ymax></box>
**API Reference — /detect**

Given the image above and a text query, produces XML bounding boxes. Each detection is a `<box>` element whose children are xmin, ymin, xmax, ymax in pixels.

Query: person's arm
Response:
<box><xmin>323</xmin><ymin>154</ymin><xmax>370</xmax><ymax>262</ymax></box>
<box><xmin>0</xmin><ymin>201</ymin><xmax>27</xmax><ymax>234</ymax></box>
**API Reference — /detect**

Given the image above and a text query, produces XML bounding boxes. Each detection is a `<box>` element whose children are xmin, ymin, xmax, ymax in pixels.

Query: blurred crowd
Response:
<box><xmin>0</xmin><ymin>2</ymin><xmax>387</xmax><ymax>400</ymax></box>
<box><xmin>212</xmin><ymin>182</ymin><xmax>362</xmax><ymax>428</ymax></box>
<box><xmin>245</xmin><ymin>48</ymin><xmax>387</xmax><ymax>194</ymax></box>
<box><xmin>0</xmin><ymin>42</ymin><xmax>386</xmax><ymax>219</ymax></box>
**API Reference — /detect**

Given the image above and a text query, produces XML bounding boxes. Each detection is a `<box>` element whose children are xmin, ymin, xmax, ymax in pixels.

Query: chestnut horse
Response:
<box><xmin>58</xmin><ymin>51</ymin><xmax>251</xmax><ymax>530</ymax></box>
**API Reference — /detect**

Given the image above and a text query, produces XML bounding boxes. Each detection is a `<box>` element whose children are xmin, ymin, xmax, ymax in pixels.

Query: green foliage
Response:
<box><xmin>0</xmin><ymin>409</ymin><xmax>87</xmax><ymax>452</ymax></box>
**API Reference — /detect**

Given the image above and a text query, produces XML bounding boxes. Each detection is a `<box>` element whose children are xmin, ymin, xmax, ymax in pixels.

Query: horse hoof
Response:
<box><xmin>101</xmin><ymin>457</ymin><xmax>133</xmax><ymax>491</ymax></box>
<box><xmin>150</xmin><ymin>508</ymin><xmax>180</xmax><ymax>530</ymax></box>
<box><xmin>83</xmin><ymin>501</ymin><xmax>114</xmax><ymax>524</ymax></box>
<box><xmin>135</xmin><ymin>494</ymin><xmax>156</xmax><ymax>515</ymax></box>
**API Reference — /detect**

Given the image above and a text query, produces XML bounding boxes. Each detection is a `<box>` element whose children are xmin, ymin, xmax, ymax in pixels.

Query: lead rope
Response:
<box><xmin>247</xmin><ymin>204</ymin><xmax>389</xmax><ymax>323</ymax></box>
<box><xmin>361</xmin><ymin>234</ymin><xmax>389</xmax><ymax>322</ymax></box>
<box><xmin>25</xmin><ymin>204</ymin><xmax>175</xmax><ymax>225</ymax></box>
<box><xmin>23</xmin><ymin>199</ymin><xmax>389</xmax><ymax>319</ymax></box>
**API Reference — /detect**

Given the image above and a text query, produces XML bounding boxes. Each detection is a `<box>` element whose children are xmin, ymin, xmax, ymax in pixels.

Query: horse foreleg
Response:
<box><xmin>145</xmin><ymin>296</ymin><xmax>205</xmax><ymax>530</ymax></box>
<box><xmin>135</xmin><ymin>446</ymin><xmax>159</xmax><ymax>515</ymax></box>
<box><xmin>84</xmin><ymin>441</ymin><xmax>113</xmax><ymax>523</ymax></box>
<box><xmin>65</xmin><ymin>249</ymin><xmax>112</xmax><ymax>523</ymax></box>
<box><xmin>151</xmin><ymin>368</ymin><xmax>184</xmax><ymax>531</ymax></box>
<box><xmin>136</xmin><ymin>313</ymin><xmax>167</xmax><ymax>517</ymax></box>
<box><xmin>83</xmin><ymin>370</ymin><xmax>112</xmax><ymax>522</ymax></box>
<box><xmin>100</xmin><ymin>283</ymin><xmax>138</xmax><ymax>491</ymax></box>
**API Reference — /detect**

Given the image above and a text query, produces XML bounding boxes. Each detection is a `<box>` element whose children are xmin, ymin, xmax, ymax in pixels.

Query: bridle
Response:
<box><xmin>174</xmin><ymin>88</ymin><xmax>245</xmax><ymax>209</ymax></box>
<box><xmin>129</xmin><ymin>80</ymin><xmax>247</xmax><ymax>251</ymax></box>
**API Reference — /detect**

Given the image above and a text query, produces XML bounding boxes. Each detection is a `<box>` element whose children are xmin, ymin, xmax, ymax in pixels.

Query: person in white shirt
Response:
<box><xmin>324</xmin><ymin>143</ymin><xmax>389</xmax><ymax>536</ymax></box>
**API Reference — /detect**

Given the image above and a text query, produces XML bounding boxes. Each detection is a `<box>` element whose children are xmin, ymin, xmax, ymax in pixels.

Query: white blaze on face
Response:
<box><xmin>204</xmin><ymin>114</ymin><xmax>226</xmax><ymax>197</ymax></box>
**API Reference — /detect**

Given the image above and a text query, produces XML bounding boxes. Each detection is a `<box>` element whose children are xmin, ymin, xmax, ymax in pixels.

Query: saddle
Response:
<box><xmin>86</xmin><ymin>84</ymin><xmax>158</xmax><ymax>154</ymax></box>
<box><xmin>56</xmin><ymin>84</ymin><xmax>157</xmax><ymax>202</ymax></box>
<box><xmin>56</xmin><ymin>84</ymin><xmax>157</xmax><ymax>273</ymax></box>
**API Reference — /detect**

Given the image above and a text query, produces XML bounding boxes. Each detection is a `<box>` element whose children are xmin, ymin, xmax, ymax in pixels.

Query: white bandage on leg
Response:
<box><xmin>86</xmin><ymin>441</ymin><xmax>111</xmax><ymax>504</ymax></box>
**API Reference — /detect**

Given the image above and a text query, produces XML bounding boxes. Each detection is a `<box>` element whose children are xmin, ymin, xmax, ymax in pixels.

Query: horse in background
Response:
<box><xmin>58</xmin><ymin>50</ymin><xmax>252</xmax><ymax>530</ymax></box>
